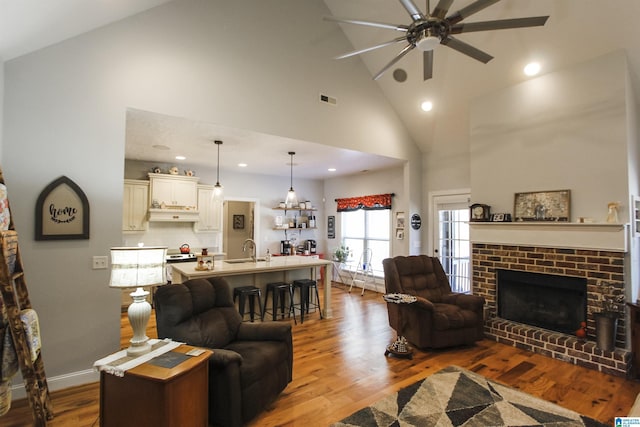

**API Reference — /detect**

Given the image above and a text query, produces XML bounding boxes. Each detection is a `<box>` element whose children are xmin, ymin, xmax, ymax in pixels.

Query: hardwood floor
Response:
<box><xmin>3</xmin><ymin>283</ymin><xmax>640</xmax><ymax>426</ymax></box>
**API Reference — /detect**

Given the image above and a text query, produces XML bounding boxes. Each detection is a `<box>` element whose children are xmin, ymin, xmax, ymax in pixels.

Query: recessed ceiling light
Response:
<box><xmin>524</xmin><ymin>62</ymin><xmax>541</xmax><ymax>76</ymax></box>
<box><xmin>421</xmin><ymin>101</ymin><xmax>433</xmax><ymax>112</ymax></box>
<box><xmin>175</xmin><ymin>155</ymin><xmax>186</xmax><ymax>160</ymax></box>
<box><xmin>328</xmin><ymin>168</ymin><xmax>336</xmax><ymax>172</ymax></box>
<box><xmin>238</xmin><ymin>163</ymin><xmax>247</xmax><ymax>167</ymax></box>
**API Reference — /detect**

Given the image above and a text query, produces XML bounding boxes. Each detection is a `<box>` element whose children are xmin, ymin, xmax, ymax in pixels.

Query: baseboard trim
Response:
<box><xmin>10</xmin><ymin>369</ymin><xmax>99</xmax><ymax>400</ymax></box>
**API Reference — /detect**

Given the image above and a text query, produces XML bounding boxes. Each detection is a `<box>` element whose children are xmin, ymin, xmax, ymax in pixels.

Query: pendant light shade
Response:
<box><xmin>213</xmin><ymin>140</ymin><xmax>224</xmax><ymax>202</ymax></box>
<box><xmin>285</xmin><ymin>151</ymin><xmax>298</xmax><ymax>208</ymax></box>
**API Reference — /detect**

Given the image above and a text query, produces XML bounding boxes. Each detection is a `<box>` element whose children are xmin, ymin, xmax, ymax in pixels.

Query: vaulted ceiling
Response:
<box><xmin>3</xmin><ymin>0</ymin><xmax>640</xmax><ymax>177</ymax></box>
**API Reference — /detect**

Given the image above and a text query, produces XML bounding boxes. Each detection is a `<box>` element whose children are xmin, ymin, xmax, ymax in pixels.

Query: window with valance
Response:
<box><xmin>335</xmin><ymin>193</ymin><xmax>392</xmax><ymax>279</ymax></box>
<box><xmin>335</xmin><ymin>193</ymin><xmax>393</xmax><ymax>212</ymax></box>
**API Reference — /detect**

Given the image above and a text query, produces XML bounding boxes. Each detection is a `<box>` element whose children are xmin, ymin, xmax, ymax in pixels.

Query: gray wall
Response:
<box><xmin>1</xmin><ymin>0</ymin><xmax>418</xmax><ymax>393</ymax></box>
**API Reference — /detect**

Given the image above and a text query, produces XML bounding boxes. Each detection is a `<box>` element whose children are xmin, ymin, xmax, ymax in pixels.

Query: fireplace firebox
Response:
<box><xmin>497</xmin><ymin>269</ymin><xmax>587</xmax><ymax>335</ymax></box>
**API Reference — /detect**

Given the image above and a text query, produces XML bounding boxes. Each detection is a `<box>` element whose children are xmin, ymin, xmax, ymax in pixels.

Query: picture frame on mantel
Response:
<box><xmin>514</xmin><ymin>189</ymin><xmax>570</xmax><ymax>222</ymax></box>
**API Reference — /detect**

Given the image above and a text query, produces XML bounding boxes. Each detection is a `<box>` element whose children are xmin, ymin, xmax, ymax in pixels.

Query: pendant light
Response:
<box><xmin>285</xmin><ymin>151</ymin><xmax>298</xmax><ymax>208</ymax></box>
<box><xmin>213</xmin><ymin>140</ymin><xmax>224</xmax><ymax>202</ymax></box>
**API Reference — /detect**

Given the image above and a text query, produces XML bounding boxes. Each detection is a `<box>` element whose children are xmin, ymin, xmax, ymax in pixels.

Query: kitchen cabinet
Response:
<box><xmin>148</xmin><ymin>173</ymin><xmax>199</xmax><ymax>208</ymax></box>
<box><xmin>123</xmin><ymin>179</ymin><xmax>149</xmax><ymax>232</ymax></box>
<box><xmin>194</xmin><ymin>185</ymin><xmax>222</xmax><ymax>232</ymax></box>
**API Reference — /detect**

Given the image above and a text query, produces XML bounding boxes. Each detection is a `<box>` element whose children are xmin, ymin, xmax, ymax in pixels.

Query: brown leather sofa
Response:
<box><xmin>154</xmin><ymin>277</ymin><xmax>293</xmax><ymax>427</ymax></box>
<box><xmin>382</xmin><ymin>255</ymin><xmax>485</xmax><ymax>349</ymax></box>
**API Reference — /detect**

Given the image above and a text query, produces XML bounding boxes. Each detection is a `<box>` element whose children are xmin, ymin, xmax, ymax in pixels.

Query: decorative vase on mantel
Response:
<box><xmin>594</xmin><ymin>311</ymin><xmax>618</xmax><ymax>351</ymax></box>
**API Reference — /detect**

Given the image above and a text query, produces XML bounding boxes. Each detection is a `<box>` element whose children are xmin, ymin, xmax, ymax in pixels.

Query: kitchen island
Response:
<box><xmin>169</xmin><ymin>256</ymin><xmax>334</xmax><ymax>318</ymax></box>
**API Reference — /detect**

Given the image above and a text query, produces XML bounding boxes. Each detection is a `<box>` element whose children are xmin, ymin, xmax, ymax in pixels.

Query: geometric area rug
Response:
<box><xmin>332</xmin><ymin>365</ymin><xmax>607</xmax><ymax>427</ymax></box>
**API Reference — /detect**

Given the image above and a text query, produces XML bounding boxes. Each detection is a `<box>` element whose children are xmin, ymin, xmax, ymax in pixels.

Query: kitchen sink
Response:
<box><xmin>224</xmin><ymin>257</ymin><xmax>266</xmax><ymax>264</ymax></box>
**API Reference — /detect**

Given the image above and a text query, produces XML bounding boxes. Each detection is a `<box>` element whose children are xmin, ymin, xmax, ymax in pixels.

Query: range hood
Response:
<box><xmin>148</xmin><ymin>208</ymin><xmax>200</xmax><ymax>222</ymax></box>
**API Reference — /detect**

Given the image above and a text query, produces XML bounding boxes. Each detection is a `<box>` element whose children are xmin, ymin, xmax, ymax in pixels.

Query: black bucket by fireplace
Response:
<box><xmin>497</xmin><ymin>269</ymin><xmax>587</xmax><ymax>334</ymax></box>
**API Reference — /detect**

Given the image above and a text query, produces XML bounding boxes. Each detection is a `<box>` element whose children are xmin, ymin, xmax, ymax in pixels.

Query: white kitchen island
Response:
<box><xmin>169</xmin><ymin>256</ymin><xmax>334</xmax><ymax>318</ymax></box>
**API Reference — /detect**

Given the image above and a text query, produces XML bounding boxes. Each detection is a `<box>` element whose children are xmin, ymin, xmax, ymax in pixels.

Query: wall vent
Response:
<box><xmin>319</xmin><ymin>93</ymin><xmax>337</xmax><ymax>105</ymax></box>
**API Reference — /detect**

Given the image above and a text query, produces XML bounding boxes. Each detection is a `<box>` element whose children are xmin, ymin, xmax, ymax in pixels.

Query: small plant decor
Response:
<box><xmin>333</xmin><ymin>245</ymin><xmax>351</xmax><ymax>263</ymax></box>
<box><xmin>598</xmin><ymin>283</ymin><xmax>625</xmax><ymax>315</ymax></box>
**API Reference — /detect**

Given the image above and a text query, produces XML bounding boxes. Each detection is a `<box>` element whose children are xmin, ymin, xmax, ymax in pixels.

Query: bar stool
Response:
<box><xmin>262</xmin><ymin>282</ymin><xmax>295</xmax><ymax>324</ymax></box>
<box><xmin>233</xmin><ymin>285</ymin><xmax>263</xmax><ymax>322</ymax></box>
<box><xmin>291</xmin><ymin>279</ymin><xmax>323</xmax><ymax>323</ymax></box>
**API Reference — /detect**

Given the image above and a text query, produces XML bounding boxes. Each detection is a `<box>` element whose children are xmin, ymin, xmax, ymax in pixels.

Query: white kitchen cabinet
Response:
<box><xmin>148</xmin><ymin>173</ymin><xmax>199</xmax><ymax>208</ymax></box>
<box><xmin>123</xmin><ymin>179</ymin><xmax>149</xmax><ymax>232</ymax></box>
<box><xmin>194</xmin><ymin>185</ymin><xmax>222</xmax><ymax>232</ymax></box>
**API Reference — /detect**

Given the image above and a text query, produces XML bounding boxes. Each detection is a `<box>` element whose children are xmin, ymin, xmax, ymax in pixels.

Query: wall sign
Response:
<box><xmin>35</xmin><ymin>176</ymin><xmax>89</xmax><ymax>240</ymax></box>
<box><xmin>411</xmin><ymin>213</ymin><xmax>422</xmax><ymax>230</ymax></box>
<box><xmin>327</xmin><ymin>215</ymin><xmax>335</xmax><ymax>239</ymax></box>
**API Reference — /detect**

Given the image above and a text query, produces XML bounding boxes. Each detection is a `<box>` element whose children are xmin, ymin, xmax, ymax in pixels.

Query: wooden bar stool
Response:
<box><xmin>262</xmin><ymin>282</ymin><xmax>295</xmax><ymax>324</ymax></box>
<box><xmin>233</xmin><ymin>285</ymin><xmax>264</xmax><ymax>322</ymax></box>
<box><xmin>291</xmin><ymin>279</ymin><xmax>323</xmax><ymax>323</ymax></box>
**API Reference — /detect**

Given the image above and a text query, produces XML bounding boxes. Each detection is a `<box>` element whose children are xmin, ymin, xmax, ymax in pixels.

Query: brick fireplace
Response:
<box><xmin>471</xmin><ymin>223</ymin><xmax>631</xmax><ymax>377</ymax></box>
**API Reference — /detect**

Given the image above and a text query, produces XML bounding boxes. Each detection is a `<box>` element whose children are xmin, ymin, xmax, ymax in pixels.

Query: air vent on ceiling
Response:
<box><xmin>319</xmin><ymin>93</ymin><xmax>337</xmax><ymax>106</ymax></box>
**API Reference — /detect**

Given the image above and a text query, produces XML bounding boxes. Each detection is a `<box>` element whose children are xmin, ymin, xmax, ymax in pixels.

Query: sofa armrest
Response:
<box><xmin>237</xmin><ymin>321</ymin><xmax>292</xmax><ymax>342</ymax></box>
<box><xmin>208</xmin><ymin>348</ymin><xmax>242</xmax><ymax>367</ymax></box>
<box><xmin>442</xmin><ymin>293</ymin><xmax>485</xmax><ymax>311</ymax></box>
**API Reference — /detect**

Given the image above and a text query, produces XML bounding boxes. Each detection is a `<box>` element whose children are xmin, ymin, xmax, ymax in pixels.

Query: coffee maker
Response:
<box><xmin>280</xmin><ymin>240</ymin><xmax>291</xmax><ymax>255</ymax></box>
<box><xmin>305</xmin><ymin>239</ymin><xmax>317</xmax><ymax>254</ymax></box>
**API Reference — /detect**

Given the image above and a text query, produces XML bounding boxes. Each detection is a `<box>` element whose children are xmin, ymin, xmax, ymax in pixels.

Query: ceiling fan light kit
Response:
<box><xmin>326</xmin><ymin>0</ymin><xmax>549</xmax><ymax>81</ymax></box>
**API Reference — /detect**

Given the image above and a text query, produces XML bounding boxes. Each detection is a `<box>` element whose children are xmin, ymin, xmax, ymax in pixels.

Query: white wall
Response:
<box><xmin>469</xmin><ymin>51</ymin><xmax>631</xmax><ymax>223</ymax></box>
<box><xmin>625</xmin><ymin>64</ymin><xmax>640</xmax><ymax>305</ymax></box>
<box><xmin>0</xmin><ymin>61</ymin><xmax>3</xmax><ymax>163</ymax></box>
<box><xmin>1</xmin><ymin>0</ymin><xmax>419</xmax><ymax>391</ymax></box>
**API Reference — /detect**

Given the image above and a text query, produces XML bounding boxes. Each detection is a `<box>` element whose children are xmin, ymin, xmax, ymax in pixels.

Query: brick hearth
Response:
<box><xmin>472</xmin><ymin>243</ymin><xmax>632</xmax><ymax>377</ymax></box>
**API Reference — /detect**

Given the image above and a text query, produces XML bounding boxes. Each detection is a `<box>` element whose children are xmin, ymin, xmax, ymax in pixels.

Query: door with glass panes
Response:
<box><xmin>432</xmin><ymin>194</ymin><xmax>471</xmax><ymax>293</ymax></box>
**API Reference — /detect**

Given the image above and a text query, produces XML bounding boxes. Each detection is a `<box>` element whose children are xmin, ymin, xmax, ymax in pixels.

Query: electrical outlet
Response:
<box><xmin>92</xmin><ymin>256</ymin><xmax>108</xmax><ymax>270</ymax></box>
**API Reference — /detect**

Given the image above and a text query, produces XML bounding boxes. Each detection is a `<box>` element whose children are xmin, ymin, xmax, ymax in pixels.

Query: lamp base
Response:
<box><xmin>126</xmin><ymin>341</ymin><xmax>152</xmax><ymax>357</ymax></box>
<box><xmin>126</xmin><ymin>287</ymin><xmax>152</xmax><ymax>357</ymax></box>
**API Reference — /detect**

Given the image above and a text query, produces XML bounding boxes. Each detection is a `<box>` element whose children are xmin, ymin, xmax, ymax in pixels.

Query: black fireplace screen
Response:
<box><xmin>497</xmin><ymin>269</ymin><xmax>587</xmax><ymax>334</ymax></box>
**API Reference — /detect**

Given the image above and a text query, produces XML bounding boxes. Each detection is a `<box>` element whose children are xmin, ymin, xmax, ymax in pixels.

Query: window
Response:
<box><xmin>341</xmin><ymin>209</ymin><xmax>390</xmax><ymax>277</ymax></box>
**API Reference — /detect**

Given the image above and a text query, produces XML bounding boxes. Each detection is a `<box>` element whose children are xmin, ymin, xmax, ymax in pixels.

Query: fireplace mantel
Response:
<box><xmin>470</xmin><ymin>222</ymin><xmax>628</xmax><ymax>252</ymax></box>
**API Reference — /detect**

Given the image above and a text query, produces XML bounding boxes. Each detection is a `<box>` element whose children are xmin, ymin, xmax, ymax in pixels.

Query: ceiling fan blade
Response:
<box><xmin>432</xmin><ymin>0</ymin><xmax>454</xmax><ymax>19</ymax></box>
<box><xmin>398</xmin><ymin>0</ymin><xmax>426</xmax><ymax>21</ymax></box>
<box><xmin>450</xmin><ymin>16</ymin><xmax>549</xmax><ymax>34</ymax></box>
<box><xmin>335</xmin><ymin>37</ymin><xmax>408</xmax><ymax>60</ymax></box>
<box><xmin>441</xmin><ymin>36</ymin><xmax>493</xmax><ymax>63</ymax></box>
<box><xmin>373</xmin><ymin>44</ymin><xmax>415</xmax><ymax>80</ymax></box>
<box><xmin>324</xmin><ymin>15</ymin><xmax>408</xmax><ymax>32</ymax></box>
<box><xmin>446</xmin><ymin>0</ymin><xmax>500</xmax><ymax>25</ymax></box>
<box><xmin>423</xmin><ymin>50</ymin><xmax>434</xmax><ymax>80</ymax></box>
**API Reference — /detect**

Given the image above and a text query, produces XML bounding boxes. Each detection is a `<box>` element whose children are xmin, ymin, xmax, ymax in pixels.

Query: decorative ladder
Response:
<box><xmin>0</xmin><ymin>167</ymin><xmax>53</xmax><ymax>425</ymax></box>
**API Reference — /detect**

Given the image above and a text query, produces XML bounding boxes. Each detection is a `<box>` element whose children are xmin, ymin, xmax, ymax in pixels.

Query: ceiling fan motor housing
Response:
<box><xmin>408</xmin><ymin>18</ymin><xmax>448</xmax><ymax>51</ymax></box>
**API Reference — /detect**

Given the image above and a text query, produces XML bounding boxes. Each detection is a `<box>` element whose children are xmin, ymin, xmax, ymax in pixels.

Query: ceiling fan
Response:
<box><xmin>325</xmin><ymin>0</ymin><xmax>549</xmax><ymax>81</ymax></box>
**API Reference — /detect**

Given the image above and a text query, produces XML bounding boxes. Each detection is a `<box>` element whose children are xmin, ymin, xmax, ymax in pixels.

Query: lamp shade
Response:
<box><xmin>109</xmin><ymin>246</ymin><xmax>167</xmax><ymax>288</ymax></box>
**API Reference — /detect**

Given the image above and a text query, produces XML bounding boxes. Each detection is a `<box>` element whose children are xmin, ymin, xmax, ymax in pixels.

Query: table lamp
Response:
<box><xmin>110</xmin><ymin>246</ymin><xmax>167</xmax><ymax>357</ymax></box>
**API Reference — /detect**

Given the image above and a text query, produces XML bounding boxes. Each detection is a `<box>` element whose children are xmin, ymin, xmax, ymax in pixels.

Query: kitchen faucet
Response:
<box><xmin>242</xmin><ymin>238</ymin><xmax>257</xmax><ymax>262</ymax></box>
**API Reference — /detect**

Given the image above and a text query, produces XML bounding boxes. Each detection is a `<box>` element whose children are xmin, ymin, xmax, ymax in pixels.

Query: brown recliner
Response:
<box><xmin>154</xmin><ymin>277</ymin><xmax>293</xmax><ymax>427</ymax></box>
<box><xmin>382</xmin><ymin>255</ymin><xmax>485</xmax><ymax>349</ymax></box>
